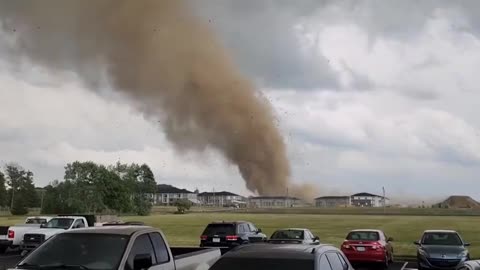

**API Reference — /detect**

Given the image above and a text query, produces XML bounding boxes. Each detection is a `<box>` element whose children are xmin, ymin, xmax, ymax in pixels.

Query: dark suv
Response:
<box><xmin>200</xmin><ymin>221</ymin><xmax>267</xmax><ymax>249</ymax></box>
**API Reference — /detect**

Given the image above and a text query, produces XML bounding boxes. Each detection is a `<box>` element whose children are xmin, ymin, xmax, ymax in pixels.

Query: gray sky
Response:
<box><xmin>1</xmin><ymin>0</ymin><xmax>479</xmax><ymax>202</ymax></box>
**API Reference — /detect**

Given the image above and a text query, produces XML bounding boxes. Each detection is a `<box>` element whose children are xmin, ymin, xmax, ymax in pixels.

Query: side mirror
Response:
<box><xmin>40</xmin><ymin>224</ymin><xmax>46</xmax><ymax>228</ymax></box>
<box><xmin>313</xmin><ymin>236</ymin><xmax>320</xmax><ymax>242</ymax></box>
<box><xmin>414</xmin><ymin>241</ymin><xmax>421</xmax><ymax>246</ymax></box>
<box><xmin>464</xmin><ymin>243</ymin><xmax>471</xmax><ymax>247</ymax></box>
<box><xmin>257</xmin><ymin>229</ymin><xmax>262</xmax><ymax>233</ymax></box>
<box><xmin>387</xmin><ymin>237</ymin><xmax>394</xmax><ymax>242</ymax></box>
<box><xmin>134</xmin><ymin>253</ymin><xmax>152</xmax><ymax>270</ymax></box>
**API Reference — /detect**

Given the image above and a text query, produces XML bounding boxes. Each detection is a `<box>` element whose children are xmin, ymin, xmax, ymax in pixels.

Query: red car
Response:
<box><xmin>341</xmin><ymin>229</ymin><xmax>394</xmax><ymax>267</ymax></box>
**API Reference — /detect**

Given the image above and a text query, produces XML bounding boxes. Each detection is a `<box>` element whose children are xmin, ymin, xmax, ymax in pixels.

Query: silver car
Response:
<box><xmin>268</xmin><ymin>228</ymin><xmax>320</xmax><ymax>245</ymax></box>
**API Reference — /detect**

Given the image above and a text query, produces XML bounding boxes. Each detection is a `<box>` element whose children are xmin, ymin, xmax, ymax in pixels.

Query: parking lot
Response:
<box><xmin>0</xmin><ymin>252</ymin><xmax>418</xmax><ymax>270</ymax></box>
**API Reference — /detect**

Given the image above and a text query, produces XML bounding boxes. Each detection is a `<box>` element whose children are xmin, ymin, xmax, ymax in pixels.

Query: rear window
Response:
<box><xmin>26</xmin><ymin>218</ymin><xmax>47</xmax><ymax>224</ymax></box>
<box><xmin>210</xmin><ymin>257</ymin><xmax>314</xmax><ymax>270</ymax></box>
<box><xmin>346</xmin><ymin>231</ymin><xmax>379</xmax><ymax>241</ymax></box>
<box><xmin>203</xmin><ymin>224</ymin><xmax>236</xmax><ymax>236</ymax></box>
<box><xmin>271</xmin><ymin>230</ymin><xmax>304</xmax><ymax>240</ymax></box>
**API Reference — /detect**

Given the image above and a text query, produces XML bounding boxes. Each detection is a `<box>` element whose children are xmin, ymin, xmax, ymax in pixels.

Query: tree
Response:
<box><xmin>0</xmin><ymin>172</ymin><xmax>7</xmax><ymax>207</ymax></box>
<box><xmin>174</xmin><ymin>199</ymin><xmax>192</xmax><ymax>214</ymax></box>
<box><xmin>5</xmin><ymin>164</ymin><xmax>39</xmax><ymax>215</ymax></box>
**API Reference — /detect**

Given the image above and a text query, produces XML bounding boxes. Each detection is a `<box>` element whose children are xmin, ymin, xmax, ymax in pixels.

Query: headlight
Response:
<box><xmin>418</xmin><ymin>249</ymin><xmax>429</xmax><ymax>257</ymax></box>
<box><xmin>458</xmin><ymin>251</ymin><xmax>468</xmax><ymax>258</ymax></box>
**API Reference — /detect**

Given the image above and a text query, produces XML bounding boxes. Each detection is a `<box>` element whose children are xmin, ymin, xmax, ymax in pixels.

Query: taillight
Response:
<box><xmin>200</xmin><ymin>235</ymin><xmax>208</xmax><ymax>241</ymax></box>
<box><xmin>226</xmin><ymin>235</ymin><xmax>238</xmax><ymax>241</ymax></box>
<box><xmin>371</xmin><ymin>242</ymin><xmax>383</xmax><ymax>250</ymax></box>
<box><xmin>342</xmin><ymin>244</ymin><xmax>351</xmax><ymax>249</ymax></box>
<box><xmin>7</xmin><ymin>230</ymin><xmax>14</xmax><ymax>239</ymax></box>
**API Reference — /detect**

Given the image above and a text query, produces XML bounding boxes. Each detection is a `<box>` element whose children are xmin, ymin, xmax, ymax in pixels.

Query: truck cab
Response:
<box><xmin>15</xmin><ymin>226</ymin><xmax>221</xmax><ymax>270</ymax></box>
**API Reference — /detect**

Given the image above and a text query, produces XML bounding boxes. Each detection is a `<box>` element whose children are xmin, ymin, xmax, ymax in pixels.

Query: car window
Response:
<box><xmin>271</xmin><ymin>230</ymin><xmax>304</xmax><ymax>240</ymax></box>
<box><xmin>202</xmin><ymin>224</ymin><xmax>236</xmax><ymax>236</ymax></box>
<box><xmin>346</xmin><ymin>231</ymin><xmax>379</xmax><ymax>241</ymax></box>
<box><xmin>326</xmin><ymin>253</ymin><xmax>344</xmax><ymax>270</ymax></box>
<box><xmin>336</xmin><ymin>253</ymin><xmax>349</xmax><ymax>270</ymax></box>
<box><xmin>238</xmin><ymin>224</ymin><xmax>244</xmax><ymax>233</ymax></box>
<box><xmin>319</xmin><ymin>254</ymin><xmax>332</xmax><ymax>270</ymax></box>
<box><xmin>149</xmin><ymin>233</ymin><xmax>169</xmax><ymax>264</ymax></box>
<box><xmin>125</xmin><ymin>234</ymin><xmax>156</xmax><ymax>270</ymax></box>
<box><xmin>248</xmin><ymin>223</ymin><xmax>257</xmax><ymax>232</ymax></box>
<box><xmin>422</xmin><ymin>232</ymin><xmax>463</xmax><ymax>246</ymax></box>
<box><xmin>73</xmin><ymin>219</ymin><xmax>85</xmax><ymax>229</ymax></box>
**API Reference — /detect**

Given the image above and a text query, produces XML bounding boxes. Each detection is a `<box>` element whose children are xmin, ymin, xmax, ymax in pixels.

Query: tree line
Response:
<box><xmin>0</xmin><ymin>161</ymin><xmax>157</xmax><ymax>216</ymax></box>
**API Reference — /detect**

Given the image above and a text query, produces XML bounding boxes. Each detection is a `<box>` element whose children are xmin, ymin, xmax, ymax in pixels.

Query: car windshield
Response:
<box><xmin>422</xmin><ymin>232</ymin><xmax>463</xmax><ymax>246</ymax></box>
<box><xmin>271</xmin><ymin>230</ymin><xmax>304</xmax><ymax>240</ymax></box>
<box><xmin>19</xmin><ymin>233</ymin><xmax>129</xmax><ymax>270</ymax></box>
<box><xmin>203</xmin><ymin>224</ymin><xmax>236</xmax><ymax>236</ymax></box>
<box><xmin>210</xmin><ymin>257</ymin><xmax>314</xmax><ymax>270</ymax></box>
<box><xmin>43</xmin><ymin>218</ymin><xmax>74</xmax><ymax>229</ymax></box>
<box><xmin>346</xmin><ymin>231</ymin><xmax>380</xmax><ymax>241</ymax></box>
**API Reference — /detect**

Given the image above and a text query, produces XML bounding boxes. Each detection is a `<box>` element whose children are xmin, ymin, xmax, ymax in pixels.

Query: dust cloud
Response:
<box><xmin>0</xmin><ymin>0</ymin><xmax>315</xmax><ymax>200</ymax></box>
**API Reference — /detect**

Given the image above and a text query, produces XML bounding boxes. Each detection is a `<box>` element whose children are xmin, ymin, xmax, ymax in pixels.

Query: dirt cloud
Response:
<box><xmin>0</xmin><ymin>0</ymin><xmax>316</xmax><ymax>198</ymax></box>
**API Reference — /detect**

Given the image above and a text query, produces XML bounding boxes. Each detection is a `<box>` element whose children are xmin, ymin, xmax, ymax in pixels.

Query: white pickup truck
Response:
<box><xmin>14</xmin><ymin>226</ymin><xmax>221</xmax><ymax>270</ymax></box>
<box><xmin>20</xmin><ymin>216</ymin><xmax>91</xmax><ymax>255</ymax></box>
<box><xmin>4</xmin><ymin>216</ymin><xmax>53</xmax><ymax>251</ymax></box>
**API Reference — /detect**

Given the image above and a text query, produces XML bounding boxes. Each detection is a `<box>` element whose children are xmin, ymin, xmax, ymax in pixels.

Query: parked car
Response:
<box><xmin>20</xmin><ymin>215</ymin><xmax>93</xmax><ymax>255</ymax></box>
<box><xmin>459</xmin><ymin>260</ymin><xmax>480</xmax><ymax>270</ymax></box>
<box><xmin>415</xmin><ymin>230</ymin><xmax>470</xmax><ymax>270</ymax></box>
<box><xmin>14</xmin><ymin>226</ymin><xmax>221</xmax><ymax>270</ymax></box>
<box><xmin>210</xmin><ymin>243</ymin><xmax>353</xmax><ymax>270</ymax></box>
<box><xmin>340</xmin><ymin>229</ymin><xmax>394</xmax><ymax>267</ymax></box>
<box><xmin>5</xmin><ymin>216</ymin><xmax>53</xmax><ymax>251</ymax></box>
<box><xmin>200</xmin><ymin>221</ymin><xmax>267</xmax><ymax>249</ymax></box>
<box><xmin>0</xmin><ymin>225</ymin><xmax>10</xmax><ymax>253</ymax></box>
<box><xmin>268</xmin><ymin>228</ymin><xmax>320</xmax><ymax>245</ymax></box>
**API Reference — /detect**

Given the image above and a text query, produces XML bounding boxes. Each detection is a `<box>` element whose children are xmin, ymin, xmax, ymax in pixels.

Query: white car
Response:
<box><xmin>20</xmin><ymin>216</ymin><xmax>91</xmax><ymax>255</ymax></box>
<box><xmin>6</xmin><ymin>216</ymin><xmax>53</xmax><ymax>248</ymax></box>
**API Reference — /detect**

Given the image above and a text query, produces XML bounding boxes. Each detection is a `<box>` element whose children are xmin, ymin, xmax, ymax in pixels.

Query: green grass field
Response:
<box><xmin>2</xmin><ymin>213</ymin><xmax>479</xmax><ymax>258</ymax></box>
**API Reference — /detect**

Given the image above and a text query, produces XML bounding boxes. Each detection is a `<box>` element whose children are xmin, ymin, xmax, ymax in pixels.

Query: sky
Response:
<box><xmin>1</xmin><ymin>0</ymin><xmax>480</xmax><ymax>203</ymax></box>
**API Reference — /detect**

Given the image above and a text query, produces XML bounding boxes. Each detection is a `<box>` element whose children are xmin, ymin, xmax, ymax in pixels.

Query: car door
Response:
<box><xmin>124</xmin><ymin>233</ymin><xmax>171</xmax><ymax>270</ymax></box>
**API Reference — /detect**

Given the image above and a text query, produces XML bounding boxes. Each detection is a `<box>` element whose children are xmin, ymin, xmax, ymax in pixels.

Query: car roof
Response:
<box><xmin>423</xmin><ymin>230</ymin><xmax>458</xmax><ymax>233</ymax></box>
<box><xmin>349</xmin><ymin>229</ymin><xmax>383</xmax><ymax>233</ymax></box>
<box><xmin>223</xmin><ymin>244</ymin><xmax>337</xmax><ymax>259</ymax></box>
<box><xmin>275</xmin><ymin>228</ymin><xmax>310</xmax><ymax>231</ymax></box>
<box><xmin>209</xmin><ymin>221</ymin><xmax>248</xmax><ymax>225</ymax></box>
<box><xmin>63</xmin><ymin>226</ymin><xmax>154</xmax><ymax>235</ymax></box>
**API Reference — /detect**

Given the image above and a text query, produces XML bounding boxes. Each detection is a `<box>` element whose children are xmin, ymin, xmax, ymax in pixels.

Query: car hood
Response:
<box><xmin>420</xmin><ymin>245</ymin><xmax>466</xmax><ymax>258</ymax></box>
<box><xmin>26</xmin><ymin>228</ymin><xmax>65</xmax><ymax>239</ymax></box>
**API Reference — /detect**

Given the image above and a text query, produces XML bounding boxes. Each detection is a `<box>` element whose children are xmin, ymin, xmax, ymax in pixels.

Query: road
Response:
<box><xmin>0</xmin><ymin>252</ymin><xmax>418</xmax><ymax>270</ymax></box>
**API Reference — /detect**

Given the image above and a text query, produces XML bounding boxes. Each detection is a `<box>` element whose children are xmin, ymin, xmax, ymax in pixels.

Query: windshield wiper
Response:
<box><xmin>37</xmin><ymin>264</ymin><xmax>91</xmax><ymax>270</ymax></box>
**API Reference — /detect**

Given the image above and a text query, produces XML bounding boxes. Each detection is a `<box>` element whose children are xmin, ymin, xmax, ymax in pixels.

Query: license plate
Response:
<box><xmin>356</xmin><ymin>246</ymin><xmax>365</xmax><ymax>251</ymax></box>
<box><xmin>212</xmin><ymin>238</ymin><xmax>220</xmax><ymax>243</ymax></box>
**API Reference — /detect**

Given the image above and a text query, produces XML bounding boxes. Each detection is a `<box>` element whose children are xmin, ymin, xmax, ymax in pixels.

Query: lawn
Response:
<box><xmin>1</xmin><ymin>213</ymin><xmax>479</xmax><ymax>258</ymax></box>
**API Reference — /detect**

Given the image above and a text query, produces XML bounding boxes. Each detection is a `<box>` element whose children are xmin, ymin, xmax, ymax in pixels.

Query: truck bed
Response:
<box><xmin>172</xmin><ymin>247</ymin><xmax>221</xmax><ymax>270</ymax></box>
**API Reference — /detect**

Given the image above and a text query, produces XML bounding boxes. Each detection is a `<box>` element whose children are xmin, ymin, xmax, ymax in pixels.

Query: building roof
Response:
<box><xmin>198</xmin><ymin>191</ymin><xmax>241</xmax><ymax>197</ymax></box>
<box><xmin>351</xmin><ymin>192</ymin><xmax>384</xmax><ymax>198</ymax></box>
<box><xmin>315</xmin><ymin>196</ymin><xmax>350</xmax><ymax>200</ymax></box>
<box><xmin>156</xmin><ymin>184</ymin><xmax>193</xmax><ymax>194</ymax></box>
<box><xmin>250</xmin><ymin>196</ymin><xmax>300</xmax><ymax>200</ymax></box>
<box><xmin>66</xmin><ymin>226</ymin><xmax>154</xmax><ymax>235</ymax></box>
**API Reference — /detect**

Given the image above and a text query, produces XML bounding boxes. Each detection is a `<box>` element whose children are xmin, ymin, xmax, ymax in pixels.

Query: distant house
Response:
<box><xmin>248</xmin><ymin>196</ymin><xmax>301</xmax><ymax>208</ymax></box>
<box><xmin>350</xmin><ymin>192</ymin><xmax>389</xmax><ymax>207</ymax></box>
<box><xmin>153</xmin><ymin>184</ymin><xmax>200</xmax><ymax>205</ymax></box>
<box><xmin>315</xmin><ymin>196</ymin><xmax>351</xmax><ymax>208</ymax></box>
<box><xmin>198</xmin><ymin>191</ymin><xmax>246</xmax><ymax>207</ymax></box>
